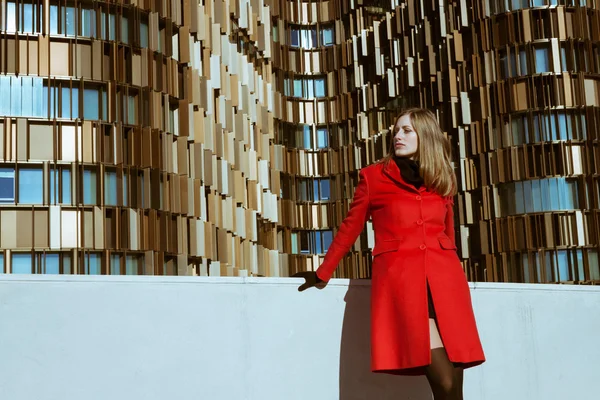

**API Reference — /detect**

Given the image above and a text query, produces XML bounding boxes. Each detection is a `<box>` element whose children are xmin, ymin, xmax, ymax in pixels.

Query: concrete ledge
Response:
<box><xmin>0</xmin><ymin>276</ymin><xmax>598</xmax><ymax>400</ymax></box>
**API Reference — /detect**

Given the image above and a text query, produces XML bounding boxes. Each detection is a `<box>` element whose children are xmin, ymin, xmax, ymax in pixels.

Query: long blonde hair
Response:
<box><xmin>380</xmin><ymin>108</ymin><xmax>457</xmax><ymax>197</ymax></box>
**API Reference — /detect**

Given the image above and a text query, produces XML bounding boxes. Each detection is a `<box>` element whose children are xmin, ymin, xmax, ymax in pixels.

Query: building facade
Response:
<box><xmin>0</xmin><ymin>0</ymin><xmax>598</xmax><ymax>284</ymax></box>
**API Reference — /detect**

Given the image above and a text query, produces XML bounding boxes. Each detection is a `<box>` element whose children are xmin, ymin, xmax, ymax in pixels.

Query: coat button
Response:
<box><xmin>419</xmin><ymin>244</ymin><xmax>427</xmax><ymax>250</ymax></box>
<box><xmin>415</xmin><ymin>195</ymin><xmax>422</xmax><ymax>200</ymax></box>
<box><xmin>416</xmin><ymin>219</ymin><xmax>423</xmax><ymax>225</ymax></box>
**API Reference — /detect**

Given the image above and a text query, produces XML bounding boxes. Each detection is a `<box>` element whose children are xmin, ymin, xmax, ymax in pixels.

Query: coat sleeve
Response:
<box><xmin>316</xmin><ymin>169</ymin><xmax>371</xmax><ymax>282</ymax></box>
<box><xmin>444</xmin><ymin>196</ymin><xmax>456</xmax><ymax>246</ymax></box>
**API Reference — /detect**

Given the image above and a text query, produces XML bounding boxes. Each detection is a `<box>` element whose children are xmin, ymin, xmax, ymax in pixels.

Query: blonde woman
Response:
<box><xmin>296</xmin><ymin>108</ymin><xmax>485</xmax><ymax>399</ymax></box>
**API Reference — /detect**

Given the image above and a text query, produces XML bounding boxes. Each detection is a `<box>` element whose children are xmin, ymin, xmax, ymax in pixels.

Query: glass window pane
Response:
<box><xmin>0</xmin><ymin>76</ymin><xmax>10</xmax><ymax>115</ymax></box>
<box><xmin>126</xmin><ymin>255</ymin><xmax>138</xmax><ymax>275</ymax></box>
<box><xmin>557</xmin><ymin>250</ymin><xmax>569</xmax><ymax>282</ymax></box>
<box><xmin>303</xmin><ymin>126</ymin><xmax>312</xmax><ymax>149</ymax></box>
<box><xmin>45</xmin><ymin>254</ymin><xmax>60</xmax><ymax>274</ymax></box>
<box><xmin>109</xmin><ymin>13</ymin><xmax>116</xmax><ymax>40</ymax></box>
<box><xmin>589</xmin><ymin>250</ymin><xmax>600</xmax><ymax>281</ymax></box>
<box><xmin>564</xmin><ymin>179</ymin><xmax>578</xmax><ymax>210</ymax></box>
<box><xmin>105</xmin><ymin>170</ymin><xmax>118</xmax><ymax>205</ymax></box>
<box><xmin>321</xmin><ymin>26</ymin><xmax>334</xmax><ymax>46</ymax></box>
<box><xmin>558</xmin><ymin>112</ymin><xmax>567</xmax><ymax>140</ymax></box>
<box><xmin>84</xmin><ymin>169</ymin><xmax>97</xmax><ymax>205</ymax></box>
<box><xmin>548</xmin><ymin>178</ymin><xmax>559</xmax><ymax>210</ymax></box>
<box><xmin>0</xmin><ymin>253</ymin><xmax>4</xmax><ymax>273</ymax></box>
<box><xmin>314</xmin><ymin>232</ymin><xmax>322</xmax><ymax>254</ymax></box>
<box><xmin>322</xmin><ymin>230</ymin><xmax>333</xmax><ymax>253</ymax></box>
<box><xmin>86</xmin><ymin>254</ymin><xmax>102</xmax><ymax>275</ymax></box>
<box><xmin>62</xmin><ymin>169</ymin><xmax>72</xmax><ymax>204</ymax></box>
<box><xmin>61</xmin><ymin>87</ymin><xmax>71</xmax><ymax>118</ymax></box>
<box><xmin>12</xmin><ymin>76</ymin><xmax>22</xmax><ymax>116</ymax></box>
<box><xmin>84</xmin><ymin>88</ymin><xmax>99</xmax><ymax>120</ymax></box>
<box><xmin>122</xmin><ymin>16</ymin><xmax>129</xmax><ymax>43</ymax></box>
<box><xmin>519</xmin><ymin>49</ymin><xmax>528</xmax><ymax>76</ymax></box>
<box><xmin>81</xmin><ymin>8</ymin><xmax>96</xmax><ymax>37</ymax></box>
<box><xmin>140</xmin><ymin>21</ymin><xmax>149</xmax><ymax>47</ymax></box>
<box><xmin>123</xmin><ymin>174</ymin><xmax>129</xmax><ymax>206</ymax></box>
<box><xmin>12</xmin><ymin>254</ymin><xmax>32</xmax><ymax>274</ymax></box>
<box><xmin>65</xmin><ymin>7</ymin><xmax>76</xmax><ymax>36</ymax></box>
<box><xmin>50</xmin><ymin>5</ymin><xmax>58</xmax><ymax>34</ymax></box>
<box><xmin>111</xmin><ymin>254</ymin><xmax>120</xmax><ymax>275</ymax></box>
<box><xmin>21</xmin><ymin>78</ymin><xmax>33</xmax><ymax>117</ymax></box>
<box><xmin>523</xmin><ymin>181</ymin><xmax>533</xmax><ymax>213</ymax></box>
<box><xmin>314</xmin><ymin>78</ymin><xmax>326</xmax><ymax>98</ymax></box>
<box><xmin>18</xmin><ymin>168</ymin><xmax>43</xmax><ymax>204</ymax></box>
<box><xmin>535</xmin><ymin>47</ymin><xmax>550</xmax><ymax>73</ymax></box>
<box><xmin>320</xmin><ymin>179</ymin><xmax>330</xmax><ymax>201</ymax></box>
<box><xmin>293</xmin><ymin>79</ymin><xmax>303</xmax><ymax>97</ymax></box>
<box><xmin>531</xmin><ymin>180</ymin><xmax>542</xmax><ymax>212</ymax></box>
<box><xmin>317</xmin><ymin>128</ymin><xmax>328</xmax><ymax>148</ymax></box>
<box><xmin>305</xmin><ymin>79</ymin><xmax>314</xmax><ymax>98</ymax></box>
<box><xmin>0</xmin><ymin>168</ymin><xmax>15</xmax><ymax>203</ymax></box>
<box><xmin>6</xmin><ymin>2</ymin><xmax>16</xmax><ymax>32</ymax></box>
<box><xmin>291</xmin><ymin>29</ymin><xmax>300</xmax><ymax>47</ymax></box>
<box><xmin>514</xmin><ymin>182</ymin><xmax>525</xmax><ymax>214</ymax></box>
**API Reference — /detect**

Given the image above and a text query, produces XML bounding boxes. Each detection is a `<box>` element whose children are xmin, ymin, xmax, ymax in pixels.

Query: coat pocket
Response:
<box><xmin>438</xmin><ymin>235</ymin><xmax>457</xmax><ymax>250</ymax></box>
<box><xmin>372</xmin><ymin>238</ymin><xmax>403</xmax><ymax>257</ymax></box>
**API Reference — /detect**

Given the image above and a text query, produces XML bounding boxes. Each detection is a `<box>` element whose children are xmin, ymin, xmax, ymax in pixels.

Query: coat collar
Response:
<box><xmin>382</xmin><ymin>160</ymin><xmax>427</xmax><ymax>193</ymax></box>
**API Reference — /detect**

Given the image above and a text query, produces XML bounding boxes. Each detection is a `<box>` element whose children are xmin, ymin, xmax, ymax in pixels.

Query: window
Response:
<box><xmin>12</xmin><ymin>253</ymin><xmax>32</xmax><ymax>274</ymax></box>
<box><xmin>18</xmin><ymin>167</ymin><xmax>43</xmax><ymax>204</ymax></box>
<box><xmin>81</xmin><ymin>7</ymin><xmax>97</xmax><ymax>37</ymax></box>
<box><xmin>317</xmin><ymin>128</ymin><xmax>329</xmax><ymax>148</ymax></box>
<box><xmin>84</xmin><ymin>253</ymin><xmax>102</xmax><ymax>275</ymax></box>
<box><xmin>43</xmin><ymin>254</ymin><xmax>60</xmax><ymax>274</ymax></box>
<box><xmin>61</xmin><ymin>86</ymin><xmax>79</xmax><ymax>119</ymax></box>
<box><xmin>111</xmin><ymin>254</ymin><xmax>121</xmax><ymax>275</ymax></box>
<box><xmin>83</xmin><ymin>169</ymin><xmax>98</xmax><ymax>205</ymax></box>
<box><xmin>6</xmin><ymin>2</ymin><xmax>16</xmax><ymax>32</ymax></box>
<box><xmin>83</xmin><ymin>88</ymin><xmax>100</xmax><ymax>120</ymax></box>
<box><xmin>299</xmin><ymin>230</ymin><xmax>334</xmax><ymax>254</ymax></box>
<box><xmin>0</xmin><ymin>168</ymin><xmax>15</xmax><ymax>203</ymax></box>
<box><xmin>284</xmin><ymin>77</ymin><xmax>328</xmax><ymax>99</ymax></box>
<box><xmin>535</xmin><ymin>46</ymin><xmax>550</xmax><ymax>73</ymax></box>
<box><xmin>0</xmin><ymin>253</ymin><xmax>4</xmax><ymax>273</ymax></box>
<box><xmin>499</xmin><ymin>177</ymin><xmax>580</xmax><ymax>216</ymax></box>
<box><xmin>140</xmin><ymin>20</ymin><xmax>149</xmax><ymax>48</ymax></box>
<box><xmin>320</xmin><ymin>26</ymin><xmax>335</xmax><ymax>46</ymax></box>
<box><xmin>121</xmin><ymin>15</ymin><xmax>129</xmax><ymax>44</ymax></box>
<box><xmin>105</xmin><ymin>169</ymin><xmax>118</xmax><ymax>206</ymax></box>
<box><xmin>50</xmin><ymin>167</ymin><xmax>72</xmax><ymax>205</ymax></box>
<box><xmin>123</xmin><ymin>173</ymin><xmax>129</xmax><ymax>206</ymax></box>
<box><xmin>126</xmin><ymin>255</ymin><xmax>141</xmax><ymax>275</ymax></box>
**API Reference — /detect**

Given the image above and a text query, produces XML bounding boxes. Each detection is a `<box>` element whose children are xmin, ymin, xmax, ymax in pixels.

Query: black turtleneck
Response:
<box><xmin>394</xmin><ymin>157</ymin><xmax>423</xmax><ymax>189</ymax></box>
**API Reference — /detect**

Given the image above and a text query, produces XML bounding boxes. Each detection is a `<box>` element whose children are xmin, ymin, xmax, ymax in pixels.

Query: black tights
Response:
<box><xmin>424</xmin><ymin>347</ymin><xmax>464</xmax><ymax>400</ymax></box>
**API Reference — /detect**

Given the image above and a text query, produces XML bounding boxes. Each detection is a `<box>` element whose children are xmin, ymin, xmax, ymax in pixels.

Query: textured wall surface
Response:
<box><xmin>0</xmin><ymin>275</ymin><xmax>599</xmax><ymax>400</ymax></box>
<box><xmin>0</xmin><ymin>1</ymin><xmax>599</xmax><ymax>283</ymax></box>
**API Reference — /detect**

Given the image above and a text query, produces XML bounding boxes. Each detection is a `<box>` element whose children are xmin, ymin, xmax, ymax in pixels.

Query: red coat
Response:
<box><xmin>316</xmin><ymin>161</ymin><xmax>485</xmax><ymax>374</ymax></box>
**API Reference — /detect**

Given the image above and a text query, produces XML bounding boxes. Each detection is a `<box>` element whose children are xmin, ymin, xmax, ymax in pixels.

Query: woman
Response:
<box><xmin>296</xmin><ymin>108</ymin><xmax>485</xmax><ymax>399</ymax></box>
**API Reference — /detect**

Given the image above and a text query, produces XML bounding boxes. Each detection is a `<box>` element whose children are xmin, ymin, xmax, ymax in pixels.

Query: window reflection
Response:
<box><xmin>498</xmin><ymin>177</ymin><xmax>579</xmax><ymax>216</ymax></box>
<box><xmin>284</xmin><ymin>77</ymin><xmax>327</xmax><ymax>99</ymax></box>
<box><xmin>290</xmin><ymin>24</ymin><xmax>335</xmax><ymax>49</ymax></box>
<box><xmin>297</xmin><ymin>178</ymin><xmax>332</xmax><ymax>202</ymax></box>
<box><xmin>18</xmin><ymin>167</ymin><xmax>43</xmax><ymax>204</ymax></box>
<box><xmin>299</xmin><ymin>230</ymin><xmax>334</xmax><ymax>254</ymax></box>
<box><xmin>496</xmin><ymin>111</ymin><xmax>587</xmax><ymax>148</ymax></box>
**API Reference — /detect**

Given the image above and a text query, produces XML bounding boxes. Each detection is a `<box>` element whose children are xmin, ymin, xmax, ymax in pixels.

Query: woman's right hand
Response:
<box><xmin>292</xmin><ymin>271</ymin><xmax>326</xmax><ymax>292</ymax></box>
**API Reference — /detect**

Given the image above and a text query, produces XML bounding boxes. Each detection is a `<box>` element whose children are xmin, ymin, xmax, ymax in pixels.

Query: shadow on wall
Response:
<box><xmin>339</xmin><ymin>281</ymin><xmax>432</xmax><ymax>400</ymax></box>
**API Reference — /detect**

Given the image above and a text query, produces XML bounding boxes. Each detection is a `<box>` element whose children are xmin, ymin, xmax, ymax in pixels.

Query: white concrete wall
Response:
<box><xmin>0</xmin><ymin>275</ymin><xmax>598</xmax><ymax>400</ymax></box>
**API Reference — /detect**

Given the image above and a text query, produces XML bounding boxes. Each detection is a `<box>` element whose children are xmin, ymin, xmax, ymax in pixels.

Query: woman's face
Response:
<box><xmin>393</xmin><ymin>114</ymin><xmax>419</xmax><ymax>159</ymax></box>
